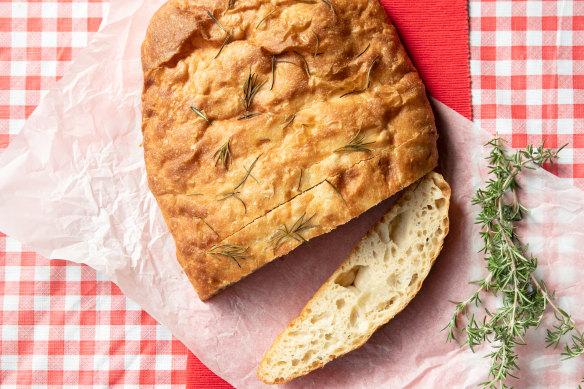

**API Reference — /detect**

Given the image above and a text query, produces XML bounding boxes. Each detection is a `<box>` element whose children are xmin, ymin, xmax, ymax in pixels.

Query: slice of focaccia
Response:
<box><xmin>257</xmin><ymin>172</ymin><xmax>450</xmax><ymax>384</ymax></box>
<box><xmin>141</xmin><ymin>0</ymin><xmax>438</xmax><ymax>300</ymax></box>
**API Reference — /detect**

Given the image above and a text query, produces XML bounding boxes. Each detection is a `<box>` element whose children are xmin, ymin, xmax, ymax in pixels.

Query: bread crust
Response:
<box><xmin>258</xmin><ymin>172</ymin><xmax>451</xmax><ymax>384</ymax></box>
<box><xmin>141</xmin><ymin>0</ymin><xmax>438</xmax><ymax>299</ymax></box>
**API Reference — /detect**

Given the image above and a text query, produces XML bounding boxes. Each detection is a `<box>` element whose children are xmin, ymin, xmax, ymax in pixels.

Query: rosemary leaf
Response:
<box><xmin>293</xmin><ymin>51</ymin><xmax>311</xmax><ymax>78</ymax></box>
<box><xmin>213</xmin><ymin>137</ymin><xmax>232</xmax><ymax>169</ymax></box>
<box><xmin>297</xmin><ymin>168</ymin><xmax>303</xmax><ymax>191</ymax></box>
<box><xmin>240</xmin><ymin>69</ymin><xmax>266</xmax><ymax>112</ymax></box>
<box><xmin>190</xmin><ymin>106</ymin><xmax>212</xmax><ymax>124</ymax></box>
<box><xmin>321</xmin><ymin>0</ymin><xmax>336</xmax><ymax>19</ymax></box>
<box><xmin>282</xmin><ymin>112</ymin><xmax>296</xmax><ymax>130</ymax></box>
<box><xmin>340</xmin><ymin>55</ymin><xmax>380</xmax><ymax>98</ymax></box>
<box><xmin>313</xmin><ymin>32</ymin><xmax>323</xmax><ymax>57</ymax></box>
<box><xmin>256</xmin><ymin>9</ymin><xmax>276</xmax><ymax>28</ymax></box>
<box><xmin>218</xmin><ymin>154</ymin><xmax>261</xmax><ymax>213</ymax></box>
<box><xmin>334</xmin><ymin>125</ymin><xmax>375</xmax><ymax>153</ymax></box>
<box><xmin>224</xmin><ymin>0</ymin><xmax>236</xmax><ymax>14</ymax></box>
<box><xmin>186</xmin><ymin>193</ymin><xmax>203</xmax><ymax>196</ymax></box>
<box><xmin>355</xmin><ymin>43</ymin><xmax>370</xmax><ymax>59</ymax></box>
<box><xmin>294</xmin><ymin>0</ymin><xmax>316</xmax><ymax>3</ymax></box>
<box><xmin>238</xmin><ymin>112</ymin><xmax>263</xmax><ymax>120</ymax></box>
<box><xmin>198</xmin><ymin>216</ymin><xmax>219</xmax><ymax>237</ymax></box>
<box><xmin>215</xmin><ymin>29</ymin><xmax>233</xmax><ymax>59</ymax></box>
<box><xmin>325</xmin><ymin>179</ymin><xmax>346</xmax><ymax>205</ymax></box>
<box><xmin>208</xmin><ymin>244</ymin><xmax>250</xmax><ymax>267</ymax></box>
<box><xmin>443</xmin><ymin>138</ymin><xmax>583</xmax><ymax>387</ymax></box>
<box><xmin>271</xmin><ymin>55</ymin><xmax>276</xmax><ymax>90</ymax></box>
<box><xmin>207</xmin><ymin>10</ymin><xmax>227</xmax><ymax>34</ymax></box>
<box><xmin>268</xmin><ymin>213</ymin><xmax>318</xmax><ymax>251</ymax></box>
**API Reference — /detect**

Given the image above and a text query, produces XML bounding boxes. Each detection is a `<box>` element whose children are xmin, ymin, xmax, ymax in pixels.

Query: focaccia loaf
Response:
<box><xmin>258</xmin><ymin>172</ymin><xmax>451</xmax><ymax>384</ymax></box>
<box><xmin>141</xmin><ymin>0</ymin><xmax>438</xmax><ymax>300</ymax></box>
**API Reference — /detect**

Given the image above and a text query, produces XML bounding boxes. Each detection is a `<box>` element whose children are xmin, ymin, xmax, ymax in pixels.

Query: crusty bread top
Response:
<box><xmin>141</xmin><ymin>0</ymin><xmax>438</xmax><ymax>299</ymax></box>
<box><xmin>258</xmin><ymin>172</ymin><xmax>451</xmax><ymax>384</ymax></box>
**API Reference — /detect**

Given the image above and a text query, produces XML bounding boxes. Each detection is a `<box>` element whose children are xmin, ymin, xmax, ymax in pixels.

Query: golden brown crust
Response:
<box><xmin>142</xmin><ymin>0</ymin><xmax>438</xmax><ymax>300</ymax></box>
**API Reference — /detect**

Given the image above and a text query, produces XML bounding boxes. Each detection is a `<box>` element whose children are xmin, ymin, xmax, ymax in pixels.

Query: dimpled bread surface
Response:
<box><xmin>141</xmin><ymin>0</ymin><xmax>438</xmax><ymax>300</ymax></box>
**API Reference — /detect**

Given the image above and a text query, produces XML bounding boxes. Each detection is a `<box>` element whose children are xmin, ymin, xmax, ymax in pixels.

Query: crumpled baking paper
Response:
<box><xmin>0</xmin><ymin>0</ymin><xmax>583</xmax><ymax>387</ymax></box>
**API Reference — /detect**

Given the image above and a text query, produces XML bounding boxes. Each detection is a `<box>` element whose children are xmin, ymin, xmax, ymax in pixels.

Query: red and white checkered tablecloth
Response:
<box><xmin>1</xmin><ymin>0</ymin><xmax>583</xmax><ymax>387</ymax></box>
<box><xmin>470</xmin><ymin>0</ymin><xmax>584</xmax><ymax>190</ymax></box>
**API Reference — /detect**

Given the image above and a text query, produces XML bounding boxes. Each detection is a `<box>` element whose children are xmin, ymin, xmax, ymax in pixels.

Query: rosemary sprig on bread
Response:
<box><xmin>444</xmin><ymin>138</ymin><xmax>583</xmax><ymax>388</ymax></box>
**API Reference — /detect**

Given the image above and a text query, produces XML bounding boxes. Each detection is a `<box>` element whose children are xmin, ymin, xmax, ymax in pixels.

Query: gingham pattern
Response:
<box><xmin>470</xmin><ymin>0</ymin><xmax>584</xmax><ymax>190</ymax></box>
<box><xmin>0</xmin><ymin>0</ymin><xmax>190</xmax><ymax>387</ymax></box>
<box><xmin>1</xmin><ymin>0</ymin><xmax>584</xmax><ymax>387</ymax></box>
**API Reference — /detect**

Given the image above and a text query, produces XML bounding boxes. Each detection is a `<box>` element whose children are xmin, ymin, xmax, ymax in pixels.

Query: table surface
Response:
<box><xmin>1</xmin><ymin>0</ymin><xmax>583</xmax><ymax>388</ymax></box>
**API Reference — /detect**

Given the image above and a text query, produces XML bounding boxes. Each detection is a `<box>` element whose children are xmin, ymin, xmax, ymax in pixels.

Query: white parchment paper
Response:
<box><xmin>0</xmin><ymin>0</ymin><xmax>583</xmax><ymax>387</ymax></box>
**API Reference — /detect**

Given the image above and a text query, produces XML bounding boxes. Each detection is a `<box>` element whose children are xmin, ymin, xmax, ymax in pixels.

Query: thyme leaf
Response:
<box><xmin>443</xmin><ymin>138</ymin><xmax>583</xmax><ymax>387</ymax></box>
<box><xmin>334</xmin><ymin>125</ymin><xmax>374</xmax><ymax>153</ymax></box>
<box><xmin>190</xmin><ymin>106</ymin><xmax>211</xmax><ymax>125</ymax></box>
<box><xmin>208</xmin><ymin>244</ymin><xmax>250</xmax><ymax>267</ymax></box>
<box><xmin>213</xmin><ymin>137</ymin><xmax>232</xmax><ymax>169</ymax></box>
<box><xmin>340</xmin><ymin>55</ymin><xmax>380</xmax><ymax>98</ymax></box>
<box><xmin>268</xmin><ymin>213</ymin><xmax>318</xmax><ymax>251</ymax></box>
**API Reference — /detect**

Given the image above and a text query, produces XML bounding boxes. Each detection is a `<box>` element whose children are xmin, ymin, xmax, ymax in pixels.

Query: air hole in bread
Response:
<box><xmin>292</xmin><ymin>359</ymin><xmax>299</xmax><ymax>367</ymax></box>
<box><xmin>427</xmin><ymin>204</ymin><xmax>433</xmax><ymax>210</ymax></box>
<box><xmin>435</xmin><ymin>197</ymin><xmax>446</xmax><ymax>210</ymax></box>
<box><xmin>349</xmin><ymin>308</ymin><xmax>359</xmax><ymax>327</ymax></box>
<box><xmin>334</xmin><ymin>265</ymin><xmax>362</xmax><ymax>287</ymax></box>
<box><xmin>388</xmin><ymin>211</ymin><xmax>412</xmax><ymax>248</ymax></box>
<box><xmin>336</xmin><ymin>299</ymin><xmax>345</xmax><ymax>309</ymax></box>
<box><xmin>409</xmin><ymin>273</ymin><xmax>418</xmax><ymax>287</ymax></box>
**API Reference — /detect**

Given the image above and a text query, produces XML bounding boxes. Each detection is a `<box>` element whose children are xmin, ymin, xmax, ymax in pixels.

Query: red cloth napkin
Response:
<box><xmin>186</xmin><ymin>1</ymin><xmax>471</xmax><ymax>387</ymax></box>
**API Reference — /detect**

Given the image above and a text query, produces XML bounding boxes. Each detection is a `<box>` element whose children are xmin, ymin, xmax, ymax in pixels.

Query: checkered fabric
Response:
<box><xmin>470</xmin><ymin>0</ymin><xmax>584</xmax><ymax>190</ymax></box>
<box><xmin>1</xmin><ymin>0</ymin><xmax>583</xmax><ymax>387</ymax></box>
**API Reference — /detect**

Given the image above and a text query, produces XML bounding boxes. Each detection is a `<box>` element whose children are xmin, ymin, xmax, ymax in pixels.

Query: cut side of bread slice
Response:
<box><xmin>257</xmin><ymin>171</ymin><xmax>451</xmax><ymax>384</ymax></box>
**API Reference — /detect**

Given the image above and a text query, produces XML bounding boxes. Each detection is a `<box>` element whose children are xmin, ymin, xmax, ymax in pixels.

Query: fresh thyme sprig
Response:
<box><xmin>190</xmin><ymin>106</ymin><xmax>211</xmax><ymax>124</ymax></box>
<box><xmin>218</xmin><ymin>154</ymin><xmax>261</xmax><ymax>213</ymax></box>
<box><xmin>240</xmin><ymin>69</ymin><xmax>266</xmax><ymax>113</ymax></box>
<box><xmin>340</xmin><ymin>55</ymin><xmax>380</xmax><ymax>98</ymax></box>
<box><xmin>214</xmin><ymin>138</ymin><xmax>232</xmax><ymax>169</ymax></box>
<box><xmin>208</xmin><ymin>244</ymin><xmax>250</xmax><ymax>267</ymax></box>
<box><xmin>268</xmin><ymin>213</ymin><xmax>318</xmax><ymax>251</ymax></box>
<box><xmin>443</xmin><ymin>138</ymin><xmax>584</xmax><ymax>388</ymax></box>
<box><xmin>334</xmin><ymin>125</ymin><xmax>374</xmax><ymax>153</ymax></box>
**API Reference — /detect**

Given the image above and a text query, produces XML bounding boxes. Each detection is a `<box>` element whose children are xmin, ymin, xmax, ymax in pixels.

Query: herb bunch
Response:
<box><xmin>444</xmin><ymin>138</ymin><xmax>583</xmax><ymax>388</ymax></box>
